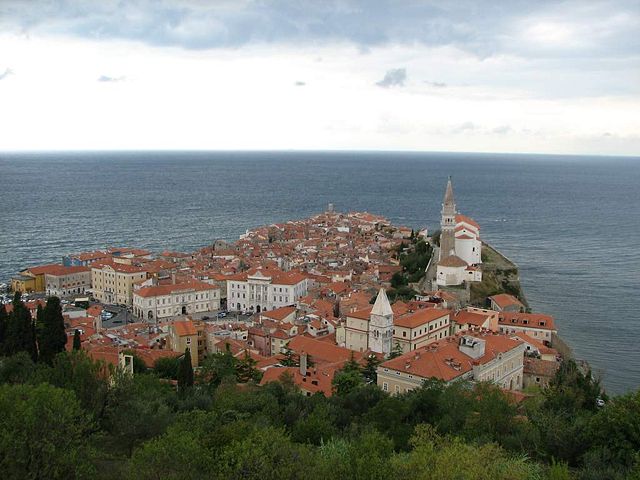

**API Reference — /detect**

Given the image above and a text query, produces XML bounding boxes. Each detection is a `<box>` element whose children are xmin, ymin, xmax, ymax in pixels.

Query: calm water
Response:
<box><xmin>1</xmin><ymin>151</ymin><xmax>639</xmax><ymax>394</ymax></box>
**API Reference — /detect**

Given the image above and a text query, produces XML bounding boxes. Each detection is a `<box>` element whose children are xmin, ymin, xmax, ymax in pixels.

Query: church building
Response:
<box><xmin>436</xmin><ymin>178</ymin><xmax>483</xmax><ymax>286</ymax></box>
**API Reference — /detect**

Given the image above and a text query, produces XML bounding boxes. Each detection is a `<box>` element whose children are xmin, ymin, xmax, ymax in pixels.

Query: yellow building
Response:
<box><xmin>342</xmin><ymin>305</ymin><xmax>451</xmax><ymax>354</ymax></box>
<box><xmin>11</xmin><ymin>264</ymin><xmax>63</xmax><ymax>293</ymax></box>
<box><xmin>91</xmin><ymin>261</ymin><xmax>147</xmax><ymax>306</ymax></box>
<box><xmin>168</xmin><ymin>319</ymin><xmax>200</xmax><ymax>367</ymax></box>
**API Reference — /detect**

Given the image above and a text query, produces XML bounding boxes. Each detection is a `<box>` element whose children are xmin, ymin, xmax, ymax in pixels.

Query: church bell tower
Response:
<box><xmin>439</xmin><ymin>176</ymin><xmax>457</xmax><ymax>261</ymax></box>
<box><xmin>369</xmin><ymin>288</ymin><xmax>394</xmax><ymax>355</ymax></box>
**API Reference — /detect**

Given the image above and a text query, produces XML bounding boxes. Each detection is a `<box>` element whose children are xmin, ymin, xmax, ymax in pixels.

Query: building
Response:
<box><xmin>91</xmin><ymin>261</ymin><xmax>148</xmax><ymax>305</ymax></box>
<box><xmin>369</xmin><ymin>288</ymin><xmax>394</xmax><ymax>355</ymax></box>
<box><xmin>226</xmin><ymin>267</ymin><xmax>309</xmax><ymax>313</ymax></box>
<box><xmin>498</xmin><ymin>311</ymin><xmax>557</xmax><ymax>346</ymax></box>
<box><xmin>168</xmin><ymin>319</ymin><xmax>201</xmax><ymax>367</ymax></box>
<box><xmin>435</xmin><ymin>178</ymin><xmax>483</xmax><ymax>287</ymax></box>
<box><xmin>341</xmin><ymin>289</ymin><xmax>451</xmax><ymax>354</ymax></box>
<box><xmin>392</xmin><ymin>308</ymin><xmax>451</xmax><ymax>353</ymax></box>
<box><xmin>62</xmin><ymin>250</ymin><xmax>111</xmax><ymax>267</ymax></box>
<box><xmin>11</xmin><ymin>264</ymin><xmax>63</xmax><ymax>293</ymax></box>
<box><xmin>377</xmin><ymin>332</ymin><xmax>526</xmax><ymax>395</ymax></box>
<box><xmin>44</xmin><ymin>265</ymin><xmax>92</xmax><ymax>297</ymax></box>
<box><xmin>451</xmin><ymin>307</ymin><xmax>499</xmax><ymax>334</ymax></box>
<box><xmin>132</xmin><ymin>280</ymin><xmax>221</xmax><ymax>322</ymax></box>
<box><xmin>489</xmin><ymin>293</ymin><xmax>525</xmax><ymax>313</ymax></box>
<box><xmin>523</xmin><ymin>357</ymin><xmax>559</xmax><ymax>389</ymax></box>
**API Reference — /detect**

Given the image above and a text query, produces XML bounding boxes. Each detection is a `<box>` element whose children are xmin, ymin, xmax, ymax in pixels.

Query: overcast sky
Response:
<box><xmin>1</xmin><ymin>0</ymin><xmax>639</xmax><ymax>155</ymax></box>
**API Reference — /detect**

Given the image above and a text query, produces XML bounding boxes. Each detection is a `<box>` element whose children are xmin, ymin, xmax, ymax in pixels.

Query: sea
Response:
<box><xmin>0</xmin><ymin>151</ymin><xmax>638</xmax><ymax>394</ymax></box>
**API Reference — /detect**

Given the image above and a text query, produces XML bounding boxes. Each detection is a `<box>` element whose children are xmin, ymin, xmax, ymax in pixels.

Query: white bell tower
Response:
<box><xmin>369</xmin><ymin>288</ymin><xmax>394</xmax><ymax>355</ymax></box>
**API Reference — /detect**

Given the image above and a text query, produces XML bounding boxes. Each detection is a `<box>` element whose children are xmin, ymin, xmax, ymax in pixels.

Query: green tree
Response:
<box><xmin>0</xmin><ymin>383</ymin><xmax>94</xmax><ymax>479</ymax></box>
<box><xmin>177</xmin><ymin>348</ymin><xmax>194</xmax><ymax>391</ymax></box>
<box><xmin>388</xmin><ymin>342</ymin><xmax>404</xmax><ymax>359</ymax></box>
<box><xmin>38</xmin><ymin>296</ymin><xmax>68</xmax><ymax>364</ymax></box>
<box><xmin>0</xmin><ymin>303</ymin><xmax>7</xmax><ymax>354</ymax></box>
<box><xmin>103</xmin><ymin>373</ymin><xmax>174</xmax><ymax>457</ymax></box>
<box><xmin>72</xmin><ymin>329</ymin><xmax>82</xmax><ymax>350</ymax></box>
<box><xmin>362</xmin><ymin>353</ymin><xmax>381</xmax><ymax>384</ymax></box>
<box><xmin>280</xmin><ymin>344</ymin><xmax>298</xmax><ymax>366</ymax></box>
<box><xmin>332</xmin><ymin>353</ymin><xmax>363</xmax><ymax>396</ymax></box>
<box><xmin>153</xmin><ymin>356</ymin><xmax>181</xmax><ymax>379</ymax></box>
<box><xmin>236</xmin><ymin>350</ymin><xmax>262</xmax><ymax>383</ymax></box>
<box><xmin>199</xmin><ymin>346</ymin><xmax>237</xmax><ymax>388</ymax></box>
<box><xmin>4</xmin><ymin>292</ymin><xmax>38</xmax><ymax>361</ymax></box>
<box><xmin>47</xmin><ymin>350</ymin><xmax>111</xmax><ymax>421</ymax></box>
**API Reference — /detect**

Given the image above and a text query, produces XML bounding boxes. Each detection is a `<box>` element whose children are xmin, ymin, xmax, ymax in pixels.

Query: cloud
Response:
<box><xmin>0</xmin><ymin>0</ymin><xmax>630</xmax><ymax>61</ymax></box>
<box><xmin>294</xmin><ymin>81</ymin><xmax>306</xmax><ymax>86</ymax></box>
<box><xmin>492</xmin><ymin>125</ymin><xmax>513</xmax><ymax>134</ymax></box>
<box><xmin>376</xmin><ymin>68</ymin><xmax>406</xmax><ymax>88</ymax></box>
<box><xmin>98</xmin><ymin>75</ymin><xmax>125</xmax><ymax>82</ymax></box>
<box><xmin>425</xmin><ymin>81</ymin><xmax>446</xmax><ymax>88</ymax></box>
<box><xmin>452</xmin><ymin>122</ymin><xmax>478</xmax><ymax>133</ymax></box>
<box><xmin>0</xmin><ymin>68</ymin><xmax>14</xmax><ymax>80</ymax></box>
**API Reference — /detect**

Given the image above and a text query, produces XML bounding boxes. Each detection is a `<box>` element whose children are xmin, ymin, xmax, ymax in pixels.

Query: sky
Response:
<box><xmin>0</xmin><ymin>0</ymin><xmax>639</xmax><ymax>155</ymax></box>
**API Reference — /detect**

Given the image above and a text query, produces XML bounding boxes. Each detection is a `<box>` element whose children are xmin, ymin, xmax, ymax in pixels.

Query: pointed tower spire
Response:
<box><xmin>371</xmin><ymin>288</ymin><xmax>393</xmax><ymax>317</ymax></box>
<box><xmin>443</xmin><ymin>176</ymin><xmax>455</xmax><ymax>211</ymax></box>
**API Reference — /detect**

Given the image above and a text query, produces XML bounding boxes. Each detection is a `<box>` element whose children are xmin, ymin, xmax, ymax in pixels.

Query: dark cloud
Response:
<box><xmin>376</xmin><ymin>68</ymin><xmax>406</xmax><ymax>88</ymax></box>
<box><xmin>294</xmin><ymin>81</ymin><xmax>306</xmax><ymax>86</ymax></box>
<box><xmin>0</xmin><ymin>68</ymin><xmax>14</xmax><ymax>80</ymax></box>
<box><xmin>0</xmin><ymin>0</ymin><xmax>637</xmax><ymax>60</ymax></box>
<box><xmin>492</xmin><ymin>125</ymin><xmax>513</xmax><ymax>134</ymax></box>
<box><xmin>98</xmin><ymin>75</ymin><xmax>124</xmax><ymax>82</ymax></box>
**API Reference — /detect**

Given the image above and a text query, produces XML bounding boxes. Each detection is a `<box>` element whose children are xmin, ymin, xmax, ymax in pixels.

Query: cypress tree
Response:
<box><xmin>0</xmin><ymin>303</ymin><xmax>7</xmax><ymax>355</ymax></box>
<box><xmin>72</xmin><ymin>329</ymin><xmax>81</xmax><ymax>351</ymax></box>
<box><xmin>5</xmin><ymin>292</ymin><xmax>37</xmax><ymax>361</ymax></box>
<box><xmin>177</xmin><ymin>348</ymin><xmax>194</xmax><ymax>391</ymax></box>
<box><xmin>38</xmin><ymin>297</ymin><xmax>67</xmax><ymax>364</ymax></box>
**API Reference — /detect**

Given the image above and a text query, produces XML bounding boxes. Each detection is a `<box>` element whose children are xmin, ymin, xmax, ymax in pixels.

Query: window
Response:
<box><xmin>383</xmin><ymin>382</ymin><xmax>388</xmax><ymax>391</ymax></box>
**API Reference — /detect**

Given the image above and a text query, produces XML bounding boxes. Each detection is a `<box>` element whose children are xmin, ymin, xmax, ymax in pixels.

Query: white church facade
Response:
<box><xmin>436</xmin><ymin>178</ymin><xmax>483</xmax><ymax>287</ymax></box>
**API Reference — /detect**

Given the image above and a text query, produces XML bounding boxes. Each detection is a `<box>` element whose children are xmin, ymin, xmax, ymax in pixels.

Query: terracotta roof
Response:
<box><xmin>489</xmin><ymin>294</ymin><xmax>524</xmax><ymax>309</ymax></box>
<box><xmin>499</xmin><ymin>312</ymin><xmax>556</xmax><ymax>331</ymax></box>
<box><xmin>346</xmin><ymin>306</ymin><xmax>373</xmax><ymax>320</ymax></box>
<box><xmin>394</xmin><ymin>308</ymin><xmax>450</xmax><ymax>329</ymax></box>
<box><xmin>453</xmin><ymin>310</ymin><xmax>490</xmax><ymax>327</ymax></box>
<box><xmin>287</xmin><ymin>335</ymin><xmax>361</xmax><ymax>364</ymax></box>
<box><xmin>135</xmin><ymin>280</ymin><xmax>218</xmax><ymax>298</ymax></box>
<box><xmin>381</xmin><ymin>333</ymin><xmax>522</xmax><ymax>382</ymax></box>
<box><xmin>524</xmin><ymin>357</ymin><xmax>560</xmax><ymax>377</ymax></box>
<box><xmin>438</xmin><ymin>255</ymin><xmax>468</xmax><ymax>268</ymax></box>
<box><xmin>455</xmin><ymin>214</ymin><xmax>480</xmax><ymax>229</ymax></box>
<box><xmin>92</xmin><ymin>260</ymin><xmax>147</xmax><ymax>274</ymax></box>
<box><xmin>261</xmin><ymin>306</ymin><xmax>296</xmax><ymax>321</ymax></box>
<box><xmin>173</xmin><ymin>320</ymin><xmax>197</xmax><ymax>337</ymax></box>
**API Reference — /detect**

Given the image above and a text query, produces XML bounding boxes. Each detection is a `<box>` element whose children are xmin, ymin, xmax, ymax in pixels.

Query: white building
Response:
<box><xmin>435</xmin><ymin>178</ymin><xmax>483</xmax><ymax>287</ymax></box>
<box><xmin>133</xmin><ymin>280</ymin><xmax>221</xmax><ymax>322</ymax></box>
<box><xmin>227</xmin><ymin>267</ymin><xmax>309</xmax><ymax>313</ymax></box>
<box><xmin>44</xmin><ymin>265</ymin><xmax>92</xmax><ymax>297</ymax></box>
<box><xmin>91</xmin><ymin>261</ymin><xmax>148</xmax><ymax>306</ymax></box>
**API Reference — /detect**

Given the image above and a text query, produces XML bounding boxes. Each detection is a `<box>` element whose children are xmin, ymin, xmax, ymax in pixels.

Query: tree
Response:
<box><xmin>72</xmin><ymin>329</ymin><xmax>82</xmax><ymax>350</ymax></box>
<box><xmin>38</xmin><ymin>296</ymin><xmax>67</xmax><ymax>364</ymax></box>
<box><xmin>236</xmin><ymin>350</ymin><xmax>261</xmax><ymax>383</ymax></box>
<box><xmin>388</xmin><ymin>342</ymin><xmax>404</xmax><ymax>359</ymax></box>
<box><xmin>4</xmin><ymin>292</ymin><xmax>38</xmax><ymax>361</ymax></box>
<box><xmin>198</xmin><ymin>346</ymin><xmax>237</xmax><ymax>388</ymax></box>
<box><xmin>332</xmin><ymin>353</ymin><xmax>363</xmax><ymax>396</ymax></box>
<box><xmin>153</xmin><ymin>356</ymin><xmax>181</xmax><ymax>380</ymax></box>
<box><xmin>280</xmin><ymin>344</ymin><xmax>298</xmax><ymax>366</ymax></box>
<box><xmin>0</xmin><ymin>383</ymin><xmax>94</xmax><ymax>479</ymax></box>
<box><xmin>362</xmin><ymin>353</ymin><xmax>381</xmax><ymax>384</ymax></box>
<box><xmin>177</xmin><ymin>348</ymin><xmax>194</xmax><ymax>391</ymax></box>
<box><xmin>0</xmin><ymin>303</ymin><xmax>7</xmax><ymax>355</ymax></box>
<box><xmin>103</xmin><ymin>373</ymin><xmax>174</xmax><ymax>457</ymax></box>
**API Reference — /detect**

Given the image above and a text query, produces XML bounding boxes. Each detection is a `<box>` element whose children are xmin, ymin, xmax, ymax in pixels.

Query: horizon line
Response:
<box><xmin>1</xmin><ymin>148</ymin><xmax>639</xmax><ymax>159</ymax></box>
